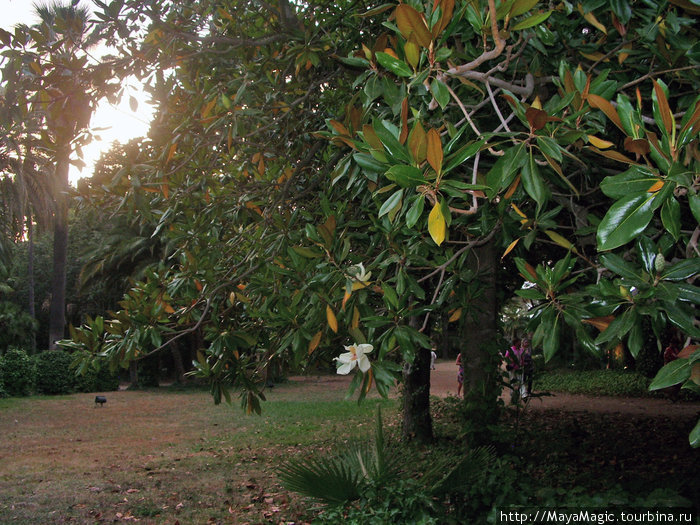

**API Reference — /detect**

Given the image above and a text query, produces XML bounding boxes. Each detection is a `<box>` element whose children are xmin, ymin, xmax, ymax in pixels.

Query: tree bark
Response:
<box><xmin>170</xmin><ymin>342</ymin><xmax>187</xmax><ymax>383</ymax></box>
<box><xmin>401</xmin><ymin>315</ymin><xmax>433</xmax><ymax>443</ymax></box>
<box><xmin>48</xmin><ymin>154</ymin><xmax>70</xmax><ymax>350</ymax></box>
<box><xmin>460</xmin><ymin>240</ymin><xmax>502</xmax><ymax>445</ymax></box>
<box><xmin>27</xmin><ymin>215</ymin><xmax>36</xmax><ymax>352</ymax></box>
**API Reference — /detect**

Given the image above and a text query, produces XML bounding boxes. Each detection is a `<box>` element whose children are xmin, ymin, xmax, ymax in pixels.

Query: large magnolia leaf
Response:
<box><xmin>599</xmin><ymin>166</ymin><xmax>658</xmax><ymax>198</ymax></box>
<box><xmin>375</xmin><ymin>52</ymin><xmax>413</xmax><ymax>78</ymax></box>
<box><xmin>649</xmin><ymin>359</ymin><xmax>690</xmax><ymax>391</ymax></box>
<box><xmin>597</xmin><ymin>193</ymin><xmax>656</xmax><ymax>251</ymax></box>
<box><xmin>385</xmin><ymin>165</ymin><xmax>425</xmax><ymax>188</ymax></box>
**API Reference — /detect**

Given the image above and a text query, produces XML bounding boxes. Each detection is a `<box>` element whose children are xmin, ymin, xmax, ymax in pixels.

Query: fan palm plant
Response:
<box><xmin>277</xmin><ymin>407</ymin><xmax>403</xmax><ymax>506</ymax></box>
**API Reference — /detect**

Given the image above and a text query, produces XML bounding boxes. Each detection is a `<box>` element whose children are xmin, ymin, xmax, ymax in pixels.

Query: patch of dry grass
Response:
<box><xmin>0</xmin><ymin>377</ymin><xmax>396</xmax><ymax>524</ymax></box>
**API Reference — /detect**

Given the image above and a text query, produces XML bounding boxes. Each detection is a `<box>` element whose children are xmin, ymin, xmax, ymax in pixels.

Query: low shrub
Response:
<box><xmin>534</xmin><ymin>369</ymin><xmax>651</xmax><ymax>397</ymax></box>
<box><xmin>35</xmin><ymin>350</ymin><xmax>75</xmax><ymax>395</ymax></box>
<box><xmin>0</xmin><ymin>347</ymin><xmax>36</xmax><ymax>397</ymax></box>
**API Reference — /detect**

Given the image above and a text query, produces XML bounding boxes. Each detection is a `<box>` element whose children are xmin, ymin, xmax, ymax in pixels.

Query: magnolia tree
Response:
<box><xmin>317</xmin><ymin>0</ymin><xmax>699</xmax><ymax>443</ymax></box>
<box><xmin>58</xmin><ymin>0</ymin><xmax>698</xmax><ymax>444</ymax></box>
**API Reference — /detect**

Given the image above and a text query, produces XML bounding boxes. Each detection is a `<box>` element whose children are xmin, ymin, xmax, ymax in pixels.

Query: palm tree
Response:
<box><xmin>28</xmin><ymin>1</ymin><xmax>100</xmax><ymax>348</ymax></box>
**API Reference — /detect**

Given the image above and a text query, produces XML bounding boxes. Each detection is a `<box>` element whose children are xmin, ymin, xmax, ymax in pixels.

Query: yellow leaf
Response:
<box><xmin>531</xmin><ymin>96</ymin><xmax>543</xmax><ymax>110</ymax></box>
<box><xmin>589</xmin><ymin>146</ymin><xmax>637</xmax><ymax>164</ymax></box>
<box><xmin>448</xmin><ymin>307</ymin><xmax>462</xmax><ymax>322</ymax></box>
<box><xmin>201</xmin><ymin>98</ymin><xmax>217</xmax><ymax>119</ymax></box>
<box><xmin>30</xmin><ymin>61</ymin><xmax>42</xmax><ymax>75</ymax></box>
<box><xmin>326</xmin><ymin>304</ymin><xmax>338</xmax><ymax>333</ymax></box>
<box><xmin>352</xmin><ymin>306</ymin><xmax>361</xmax><ymax>329</ymax></box>
<box><xmin>582</xmin><ymin>315</ymin><xmax>614</xmax><ymax>332</ymax></box>
<box><xmin>166</xmin><ymin>143</ymin><xmax>178</xmax><ymax>164</ymax></box>
<box><xmin>229</xmin><ymin>291</ymin><xmax>236</xmax><ymax>305</ymax></box>
<box><xmin>428</xmin><ymin>201</ymin><xmax>446</xmax><ymax>246</ymax></box>
<box><xmin>511</xmin><ymin>202</ymin><xmax>528</xmax><ymax>219</ymax></box>
<box><xmin>364</xmin><ymin>368</ymin><xmax>373</xmax><ymax>393</ymax></box>
<box><xmin>587</xmin><ymin>134</ymin><xmax>614</xmax><ymax>149</ymax></box>
<box><xmin>383</xmin><ymin>47</ymin><xmax>399</xmax><ymax>59</ymax></box>
<box><xmin>308</xmin><ymin>331</ymin><xmax>322</xmax><ymax>354</ymax></box>
<box><xmin>426</xmin><ymin>128</ymin><xmax>443</xmax><ymax>175</ymax></box>
<box><xmin>342</xmin><ymin>290</ymin><xmax>351</xmax><ymax>311</ymax></box>
<box><xmin>163</xmin><ymin>302</ymin><xmax>175</xmax><ymax>314</ymax></box>
<box><xmin>404</xmin><ymin>37</ymin><xmax>420</xmax><ymax>69</ymax></box>
<box><xmin>580</xmin><ymin>51</ymin><xmax>608</xmax><ymax>62</ymax></box>
<box><xmin>578</xmin><ymin>5</ymin><xmax>607</xmax><ymax>34</ymax></box>
<box><xmin>647</xmin><ymin>180</ymin><xmax>664</xmax><ymax>193</ymax></box>
<box><xmin>502</xmin><ymin>238</ymin><xmax>520</xmax><ymax>259</ymax></box>
<box><xmin>504</xmin><ymin>175</ymin><xmax>520</xmax><ymax>200</ymax></box>
<box><xmin>544</xmin><ymin>230</ymin><xmax>574</xmax><ymax>250</ymax></box>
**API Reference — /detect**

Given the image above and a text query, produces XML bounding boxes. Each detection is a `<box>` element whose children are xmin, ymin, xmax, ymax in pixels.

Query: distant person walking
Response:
<box><xmin>430</xmin><ymin>347</ymin><xmax>437</xmax><ymax>370</ymax></box>
<box><xmin>455</xmin><ymin>353</ymin><xmax>464</xmax><ymax>396</ymax></box>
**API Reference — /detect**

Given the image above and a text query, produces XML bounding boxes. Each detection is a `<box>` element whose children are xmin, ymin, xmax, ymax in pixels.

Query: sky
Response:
<box><xmin>0</xmin><ymin>0</ymin><xmax>154</xmax><ymax>184</ymax></box>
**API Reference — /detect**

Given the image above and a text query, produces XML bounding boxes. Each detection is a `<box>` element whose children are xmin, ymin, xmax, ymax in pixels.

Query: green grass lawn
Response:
<box><xmin>0</xmin><ymin>378</ymin><xmax>397</xmax><ymax>524</ymax></box>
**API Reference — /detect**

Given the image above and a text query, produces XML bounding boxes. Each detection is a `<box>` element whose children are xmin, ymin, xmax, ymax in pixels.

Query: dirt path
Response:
<box><xmin>428</xmin><ymin>360</ymin><xmax>700</xmax><ymax>418</ymax></box>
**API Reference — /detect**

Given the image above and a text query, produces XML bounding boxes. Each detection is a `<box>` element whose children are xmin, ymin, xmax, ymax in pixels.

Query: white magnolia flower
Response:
<box><xmin>349</xmin><ymin>263</ymin><xmax>372</xmax><ymax>290</ymax></box>
<box><xmin>335</xmin><ymin>343</ymin><xmax>373</xmax><ymax>374</ymax></box>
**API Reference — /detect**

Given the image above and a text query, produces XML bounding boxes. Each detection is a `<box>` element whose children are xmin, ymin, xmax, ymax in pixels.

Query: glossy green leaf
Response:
<box><xmin>375</xmin><ymin>52</ymin><xmax>413</xmax><ymax>77</ymax></box>
<box><xmin>353</xmin><ymin>153</ymin><xmax>386</xmax><ymax>172</ymax></box>
<box><xmin>511</xmin><ymin>10</ymin><xmax>552</xmax><ymax>31</ymax></box>
<box><xmin>443</xmin><ymin>139</ymin><xmax>485</xmax><ymax>174</ymax></box>
<box><xmin>690</xmin><ymin>194</ymin><xmax>700</xmax><ymax>225</ymax></box>
<box><xmin>677</xmin><ymin>283</ymin><xmax>700</xmax><ymax>305</ymax></box>
<box><xmin>385</xmin><ymin>165</ymin><xmax>425</xmax><ymax>188</ymax></box>
<box><xmin>373</xmin><ymin>119</ymin><xmax>411</xmax><ymax>163</ymax></box>
<box><xmin>660</xmin><ymin>258</ymin><xmax>700</xmax><ymax>281</ymax></box>
<box><xmin>595</xmin><ymin>308</ymin><xmax>637</xmax><ymax>345</ymax></box>
<box><xmin>521</xmin><ymin>153</ymin><xmax>549</xmax><ymax>212</ymax></box>
<box><xmin>601</xmin><ymin>252</ymin><xmax>647</xmax><ymax>281</ymax></box>
<box><xmin>378</xmin><ymin>189</ymin><xmax>403</xmax><ymax>218</ymax></box>
<box><xmin>599</xmin><ymin>166</ymin><xmax>658</xmax><ymax>198</ymax></box>
<box><xmin>690</xmin><ymin>419</ymin><xmax>700</xmax><ymax>448</ymax></box>
<box><xmin>660</xmin><ymin>196</ymin><xmax>681</xmax><ymax>240</ymax></box>
<box><xmin>486</xmin><ymin>144</ymin><xmax>527</xmax><ymax>194</ymax></box>
<box><xmin>381</xmin><ymin>283</ymin><xmax>399</xmax><ymax>309</ymax></box>
<box><xmin>543</xmin><ymin>309</ymin><xmax>561</xmax><ymax>362</ymax></box>
<box><xmin>610</xmin><ymin>0</ymin><xmax>632</xmax><ymax>24</ymax></box>
<box><xmin>430</xmin><ymin>78</ymin><xmax>450</xmax><ymax>109</ymax></box>
<box><xmin>626</xmin><ymin>321</ymin><xmax>643</xmax><ymax>358</ymax></box>
<box><xmin>649</xmin><ymin>358</ymin><xmax>690</xmax><ymax>391</ymax></box>
<box><xmin>536</xmin><ymin>136</ymin><xmax>562</xmax><ymax>162</ymax></box>
<box><xmin>405</xmin><ymin>195</ymin><xmax>425</xmax><ymax>228</ymax></box>
<box><xmin>665</xmin><ymin>304</ymin><xmax>700</xmax><ymax>338</ymax></box>
<box><xmin>597</xmin><ymin>193</ymin><xmax>656</xmax><ymax>251</ymax></box>
<box><xmin>510</xmin><ymin>0</ymin><xmax>539</xmax><ymax>17</ymax></box>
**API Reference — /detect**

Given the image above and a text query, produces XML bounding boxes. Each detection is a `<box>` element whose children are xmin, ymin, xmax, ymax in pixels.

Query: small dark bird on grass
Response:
<box><xmin>94</xmin><ymin>396</ymin><xmax>107</xmax><ymax>407</ymax></box>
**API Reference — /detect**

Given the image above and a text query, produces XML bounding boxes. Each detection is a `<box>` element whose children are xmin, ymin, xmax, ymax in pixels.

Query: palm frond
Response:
<box><xmin>426</xmin><ymin>445</ymin><xmax>498</xmax><ymax>495</ymax></box>
<box><xmin>277</xmin><ymin>456</ymin><xmax>363</xmax><ymax>505</ymax></box>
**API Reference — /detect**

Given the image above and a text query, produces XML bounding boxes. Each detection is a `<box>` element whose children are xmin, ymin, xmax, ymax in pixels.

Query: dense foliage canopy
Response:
<box><xmin>1</xmin><ymin>0</ymin><xmax>698</xmax><ymax>442</ymax></box>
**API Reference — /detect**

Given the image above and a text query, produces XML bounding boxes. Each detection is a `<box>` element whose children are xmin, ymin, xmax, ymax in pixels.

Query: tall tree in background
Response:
<box><xmin>1</xmin><ymin>1</ymin><xmax>121</xmax><ymax>348</ymax></box>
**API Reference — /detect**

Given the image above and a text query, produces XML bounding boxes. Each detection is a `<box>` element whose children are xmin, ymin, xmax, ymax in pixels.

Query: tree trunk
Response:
<box><xmin>401</xmin><ymin>315</ymin><xmax>433</xmax><ymax>443</ymax></box>
<box><xmin>170</xmin><ymin>343</ymin><xmax>187</xmax><ymax>383</ymax></box>
<box><xmin>48</xmin><ymin>154</ymin><xmax>70</xmax><ymax>350</ymax></box>
<box><xmin>460</xmin><ymin>240</ymin><xmax>502</xmax><ymax>445</ymax></box>
<box><xmin>27</xmin><ymin>215</ymin><xmax>36</xmax><ymax>352</ymax></box>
